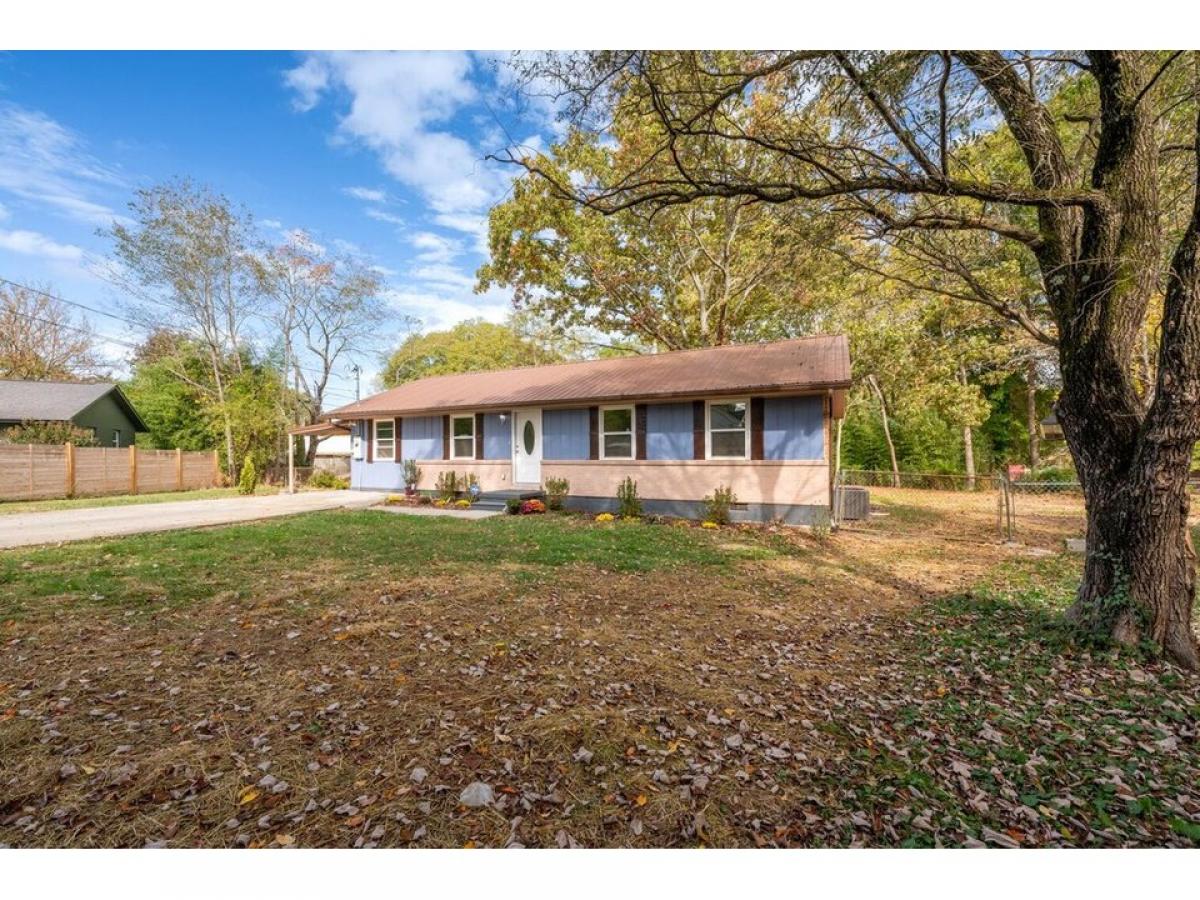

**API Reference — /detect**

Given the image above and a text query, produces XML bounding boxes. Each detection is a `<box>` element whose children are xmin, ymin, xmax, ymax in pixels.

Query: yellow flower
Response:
<box><xmin>595</xmin><ymin>512</ymin><xmax>615</xmax><ymax>522</ymax></box>
<box><xmin>701</xmin><ymin>521</ymin><xmax>719</xmax><ymax>529</ymax></box>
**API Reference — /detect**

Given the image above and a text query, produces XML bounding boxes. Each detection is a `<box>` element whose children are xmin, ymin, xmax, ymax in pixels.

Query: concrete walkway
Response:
<box><xmin>0</xmin><ymin>490</ymin><xmax>389</xmax><ymax>550</ymax></box>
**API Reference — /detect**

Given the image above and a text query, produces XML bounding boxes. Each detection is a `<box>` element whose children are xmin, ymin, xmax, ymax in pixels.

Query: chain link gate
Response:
<box><xmin>834</xmin><ymin>468</ymin><xmax>1086</xmax><ymax>547</ymax></box>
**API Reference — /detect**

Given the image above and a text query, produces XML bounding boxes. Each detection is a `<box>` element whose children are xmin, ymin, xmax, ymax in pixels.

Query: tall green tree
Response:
<box><xmin>479</xmin><ymin>128</ymin><xmax>834</xmax><ymax>350</ymax></box>
<box><xmin>124</xmin><ymin>330</ymin><xmax>290</xmax><ymax>474</ymax></box>
<box><xmin>380</xmin><ymin>318</ymin><xmax>563</xmax><ymax>388</ymax></box>
<box><xmin>508</xmin><ymin>51</ymin><xmax>1200</xmax><ymax>668</ymax></box>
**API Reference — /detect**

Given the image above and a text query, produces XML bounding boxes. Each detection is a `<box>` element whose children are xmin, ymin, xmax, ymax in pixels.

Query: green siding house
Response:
<box><xmin>0</xmin><ymin>380</ymin><xmax>148</xmax><ymax>447</ymax></box>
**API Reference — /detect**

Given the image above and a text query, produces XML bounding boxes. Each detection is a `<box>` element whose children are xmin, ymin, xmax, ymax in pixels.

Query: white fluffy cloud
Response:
<box><xmin>283</xmin><ymin>52</ymin><xmax>509</xmax><ymax>228</ymax></box>
<box><xmin>383</xmin><ymin>286</ymin><xmax>510</xmax><ymax>332</ymax></box>
<box><xmin>0</xmin><ymin>228</ymin><xmax>85</xmax><ymax>261</ymax></box>
<box><xmin>409</xmin><ymin>230</ymin><xmax>461</xmax><ymax>263</ymax></box>
<box><xmin>342</xmin><ymin>185</ymin><xmax>387</xmax><ymax>203</ymax></box>
<box><xmin>364</xmin><ymin>207</ymin><xmax>406</xmax><ymax>226</ymax></box>
<box><xmin>0</xmin><ymin>103</ymin><xmax>125</xmax><ymax>227</ymax></box>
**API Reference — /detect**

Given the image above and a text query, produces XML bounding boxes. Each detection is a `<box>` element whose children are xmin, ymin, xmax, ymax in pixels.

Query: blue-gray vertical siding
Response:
<box><xmin>543</xmin><ymin>408</ymin><xmax>590</xmax><ymax>460</ymax></box>
<box><xmin>763</xmin><ymin>396</ymin><xmax>824</xmax><ymax>460</ymax></box>
<box><xmin>482</xmin><ymin>412</ymin><xmax>511</xmax><ymax>460</ymax></box>
<box><xmin>400</xmin><ymin>415</ymin><xmax>443</xmax><ymax>460</ymax></box>
<box><xmin>645</xmin><ymin>402</ymin><xmax>693</xmax><ymax>460</ymax></box>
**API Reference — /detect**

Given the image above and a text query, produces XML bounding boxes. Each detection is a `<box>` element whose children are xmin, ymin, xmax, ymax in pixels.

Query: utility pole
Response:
<box><xmin>350</xmin><ymin>364</ymin><xmax>362</xmax><ymax>401</ymax></box>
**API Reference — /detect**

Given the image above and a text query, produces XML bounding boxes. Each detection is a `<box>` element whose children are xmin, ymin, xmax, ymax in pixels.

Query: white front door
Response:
<box><xmin>513</xmin><ymin>408</ymin><xmax>542</xmax><ymax>485</ymax></box>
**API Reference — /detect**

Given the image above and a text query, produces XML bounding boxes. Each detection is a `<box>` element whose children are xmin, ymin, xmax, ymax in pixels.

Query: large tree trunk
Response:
<box><xmin>1057</xmin><ymin>61</ymin><xmax>1200</xmax><ymax>670</ymax></box>
<box><xmin>207</xmin><ymin>347</ymin><xmax>237</xmax><ymax>481</ymax></box>
<box><xmin>1066</xmin><ymin>424</ymin><xmax>1200</xmax><ymax>671</ymax></box>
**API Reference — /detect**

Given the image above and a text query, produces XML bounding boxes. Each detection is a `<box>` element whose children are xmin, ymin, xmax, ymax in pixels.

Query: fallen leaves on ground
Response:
<box><xmin>0</xmin><ymin>502</ymin><xmax>1197</xmax><ymax>848</ymax></box>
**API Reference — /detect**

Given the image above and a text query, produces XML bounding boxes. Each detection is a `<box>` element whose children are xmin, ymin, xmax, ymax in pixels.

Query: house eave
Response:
<box><xmin>323</xmin><ymin>381</ymin><xmax>851</xmax><ymax>422</ymax></box>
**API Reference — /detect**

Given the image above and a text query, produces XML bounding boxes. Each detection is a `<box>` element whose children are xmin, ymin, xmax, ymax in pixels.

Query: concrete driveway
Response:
<box><xmin>0</xmin><ymin>490</ymin><xmax>388</xmax><ymax>550</ymax></box>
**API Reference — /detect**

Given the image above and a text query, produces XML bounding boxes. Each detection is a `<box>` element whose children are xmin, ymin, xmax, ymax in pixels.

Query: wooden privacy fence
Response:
<box><xmin>0</xmin><ymin>444</ymin><xmax>221</xmax><ymax>502</ymax></box>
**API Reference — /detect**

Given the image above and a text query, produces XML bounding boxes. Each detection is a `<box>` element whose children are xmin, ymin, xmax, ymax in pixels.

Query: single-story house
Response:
<box><xmin>321</xmin><ymin>335</ymin><xmax>851</xmax><ymax>524</ymax></box>
<box><xmin>0</xmin><ymin>380</ymin><xmax>147</xmax><ymax>447</ymax></box>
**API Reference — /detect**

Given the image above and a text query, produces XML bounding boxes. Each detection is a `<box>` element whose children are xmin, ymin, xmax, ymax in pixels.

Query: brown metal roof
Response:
<box><xmin>327</xmin><ymin>335</ymin><xmax>850</xmax><ymax>419</ymax></box>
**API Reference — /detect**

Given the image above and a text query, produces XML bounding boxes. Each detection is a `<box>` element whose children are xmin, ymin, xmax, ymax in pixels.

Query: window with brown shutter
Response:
<box><xmin>692</xmin><ymin>401</ymin><xmax>705</xmax><ymax>460</ymax></box>
<box><xmin>588</xmin><ymin>406</ymin><xmax>599</xmax><ymax>460</ymax></box>
<box><xmin>474</xmin><ymin>413</ymin><xmax>484</xmax><ymax>459</ymax></box>
<box><xmin>442</xmin><ymin>415</ymin><xmax>450</xmax><ymax>460</ymax></box>
<box><xmin>635</xmin><ymin>404</ymin><xmax>648</xmax><ymax>460</ymax></box>
<box><xmin>395</xmin><ymin>417</ymin><xmax>403</xmax><ymax>461</ymax></box>
<box><xmin>750</xmin><ymin>398</ymin><xmax>765</xmax><ymax>460</ymax></box>
<box><xmin>364</xmin><ymin>418</ymin><xmax>373</xmax><ymax>463</ymax></box>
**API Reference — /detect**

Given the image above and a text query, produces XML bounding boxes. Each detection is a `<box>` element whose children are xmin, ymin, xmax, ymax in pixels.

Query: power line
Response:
<box><xmin>0</xmin><ymin>276</ymin><xmax>361</xmax><ymax>401</ymax></box>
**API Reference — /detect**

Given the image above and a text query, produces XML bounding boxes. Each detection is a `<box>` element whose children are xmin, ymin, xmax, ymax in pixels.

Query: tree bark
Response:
<box><xmin>963</xmin><ymin>425</ymin><xmax>976</xmax><ymax>491</ymax></box>
<box><xmin>1058</xmin><ymin>55</ymin><xmax>1200</xmax><ymax>669</ymax></box>
<box><xmin>867</xmin><ymin>374</ymin><xmax>900</xmax><ymax>487</ymax></box>
<box><xmin>1026</xmin><ymin>358</ymin><xmax>1040</xmax><ymax>470</ymax></box>
<box><xmin>957</xmin><ymin>365</ymin><xmax>977</xmax><ymax>489</ymax></box>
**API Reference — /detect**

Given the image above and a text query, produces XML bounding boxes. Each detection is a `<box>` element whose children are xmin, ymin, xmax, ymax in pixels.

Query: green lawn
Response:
<box><xmin>0</xmin><ymin>485</ymin><xmax>277</xmax><ymax>516</ymax></box>
<box><xmin>0</xmin><ymin>510</ymin><xmax>774</xmax><ymax>619</ymax></box>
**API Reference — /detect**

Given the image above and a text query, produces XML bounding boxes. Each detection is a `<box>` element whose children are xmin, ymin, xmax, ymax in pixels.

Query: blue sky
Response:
<box><xmin>0</xmin><ymin>51</ymin><xmax>553</xmax><ymax>403</ymax></box>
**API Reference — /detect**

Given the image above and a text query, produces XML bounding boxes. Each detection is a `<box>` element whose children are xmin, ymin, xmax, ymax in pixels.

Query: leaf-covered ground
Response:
<box><xmin>0</xmin><ymin>505</ymin><xmax>1197</xmax><ymax>847</ymax></box>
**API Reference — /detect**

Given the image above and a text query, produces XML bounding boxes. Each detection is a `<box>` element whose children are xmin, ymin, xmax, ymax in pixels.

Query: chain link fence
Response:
<box><xmin>833</xmin><ymin>468</ymin><xmax>1086</xmax><ymax>547</ymax></box>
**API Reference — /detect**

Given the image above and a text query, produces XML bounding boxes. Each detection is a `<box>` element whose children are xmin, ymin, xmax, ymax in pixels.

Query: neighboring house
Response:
<box><xmin>311</xmin><ymin>431</ymin><xmax>352</xmax><ymax>476</ymax></box>
<box><xmin>0</xmin><ymin>380</ymin><xmax>147</xmax><ymax>447</ymax></box>
<box><xmin>1041</xmin><ymin>410</ymin><xmax>1063</xmax><ymax>440</ymax></box>
<box><xmin>324</xmin><ymin>336</ymin><xmax>851</xmax><ymax>524</ymax></box>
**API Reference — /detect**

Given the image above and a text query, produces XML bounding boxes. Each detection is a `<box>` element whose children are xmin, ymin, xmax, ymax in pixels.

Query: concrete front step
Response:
<box><xmin>473</xmin><ymin>489</ymin><xmax>545</xmax><ymax>511</ymax></box>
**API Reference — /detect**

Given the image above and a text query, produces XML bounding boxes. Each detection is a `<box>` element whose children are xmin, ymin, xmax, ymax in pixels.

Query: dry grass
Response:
<box><xmin>1</xmin><ymin>498</ymin><xmax>1197</xmax><ymax>848</ymax></box>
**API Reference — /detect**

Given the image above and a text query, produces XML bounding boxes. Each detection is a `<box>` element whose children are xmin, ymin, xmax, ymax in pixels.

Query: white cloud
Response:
<box><xmin>409</xmin><ymin>230</ymin><xmax>461</xmax><ymax>264</ymax></box>
<box><xmin>332</xmin><ymin>237</ymin><xmax>363</xmax><ymax>256</ymax></box>
<box><xmin>364</xmin><ymin>207</ymin><xmax>406</xmax><ymax>226</ymax></box>
<box><xmin>284</xmin><ymin>52</ymin><xmax>509</xmax><ymax>222</ymax></box>
<box><xmin>411</xmin><ymin>263</ymin><xmax>476</xmax><ymax>291</ymax></box>
<box><xmin>283</xmin><ymin>56</ymin><xmax>330</xmax><ymax>112</ymax></box>
<box><xmin>0</xmin><ymin>228</ymin><xmax>85</xmax><ymax>261</ymax></box>
<box><xmin>343</xmin><ymin>185</ymin><xmax>387</xmax><ymax>203</ymax></box>
<box><xmin>0</xmin><ymin>103</ymin><xmax>125</xmax><ymax>227</ymax></box>
<box><xmin>383</xmin><ymin>285</ymin><xmax>510</xmax><ymax>332</ymax></box>
<box><xmin>0</xmin><ymin>201</ymin><xmax>8</xmax><ymax>221</ymax></box>
<box><xmin>431</xmin><ymin>211</ymin><xmax>489</xmax><ymax>253</ymax></box>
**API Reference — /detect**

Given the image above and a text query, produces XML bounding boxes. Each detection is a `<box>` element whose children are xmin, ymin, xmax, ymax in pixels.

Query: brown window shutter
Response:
<box><xmin>442</xmin><ymin>415</ymin><xmax>450</xmax><ymax>460</ymax></box>
<box><xmin>364</xmin><ymin>419</ymin><xmax>373</xmax><ymax>463</ymax></box>
<box><xmin>588</xmin><ymin>406</ymin><xmax>599</xmax><ymax>460</ymax></box>
<box><xmin>750</xmin><ymin>397</ymin><xmax>765</xmax><ymax>460</ymax></box>
<box><xmin>635</xmin><ymin>404</ymin><xmax>648</xmax><ymax>460</ymax></box>
<box><xmin>395</xmin><ymin>417</ymin><xmax>403</xmax><ymax>461</ymax></box>
<box><xmin>474</xmin><ymin>413</ymin><xmax>484</xmax><ymax>460</ymax></box>
<box><xmin>692</xmin><ymin>401</ymin><xmax>706</xmax><ymax>460</ymax></box>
